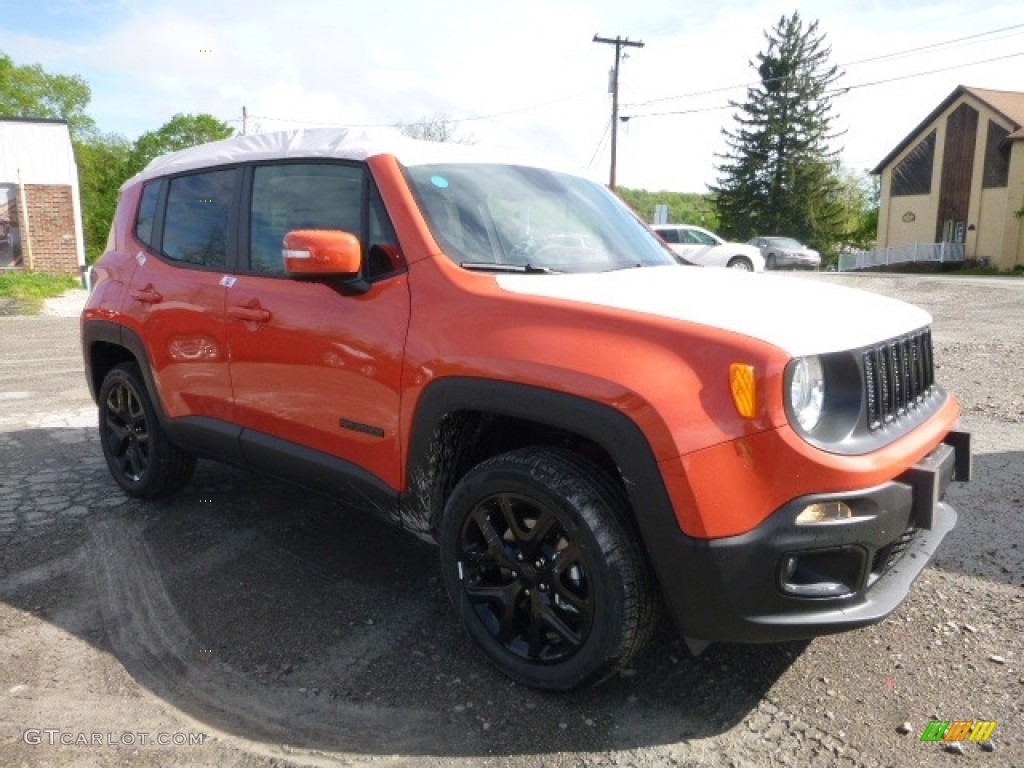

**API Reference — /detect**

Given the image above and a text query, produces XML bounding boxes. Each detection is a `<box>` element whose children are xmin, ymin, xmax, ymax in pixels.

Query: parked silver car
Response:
<box><xmin>747</xmin><ymin>236</ymin><xmax>821</xmax><ymax>270</ymax></box>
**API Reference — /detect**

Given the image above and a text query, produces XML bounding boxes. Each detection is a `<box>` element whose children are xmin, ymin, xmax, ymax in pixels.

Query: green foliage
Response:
<box><xmin>130</xmin><ymin>113</ymin><xmax>234</xmax><ymax>172</ymax></box>
<box><xmin>74</xmin><ymin>133</ymin><xmax>135</xmax><ymax>262</ymax></box>
<box><xmin>0</xmin><ymin>52</ymin><xmax>95</xmax><ymax>138</ymax></box>
<box><xmin>616</xmin><ymin>188</ymin><xmax>719</xmax><ymax>230</ymax></box>
<box><xmin>711</xmin><ymin>12</ymin><xmax>846</xmax><ymax>258</ymax></box>
<box><xmin>0</xmin><ymin>271</ymin><xmax>78</xmax><ymax>312</ymax></box>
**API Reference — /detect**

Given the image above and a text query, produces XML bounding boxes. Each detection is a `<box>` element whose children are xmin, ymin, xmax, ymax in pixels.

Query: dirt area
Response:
<box><xmin>0</xmin><ymin>275</ymin><xmax>1021</xmax><ymax>768</ymax></box>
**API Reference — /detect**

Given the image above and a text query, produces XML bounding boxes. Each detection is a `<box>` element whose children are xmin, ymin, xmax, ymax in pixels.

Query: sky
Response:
<box><xmin>3</xmin><ymin>0</ymin><xmax>1023</xmax><ymax>193</ymax></box>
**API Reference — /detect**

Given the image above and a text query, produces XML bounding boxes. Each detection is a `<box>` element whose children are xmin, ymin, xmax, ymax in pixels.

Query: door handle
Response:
<box><xmin>129</xmin><ymin>285</ymin><xmax>163</xmax><ymax>304</ymax></box>
<box><xmin>228</xmin><ymin>303</ymin><xmax>271</xmax><ymax>324</ymax></box>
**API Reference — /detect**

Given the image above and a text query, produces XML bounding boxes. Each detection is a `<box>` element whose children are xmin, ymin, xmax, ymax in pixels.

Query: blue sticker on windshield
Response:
<box><xmin>431</xmin><ymin>175</ymin><xmax>449</xmax><ymax>188</ymax></box>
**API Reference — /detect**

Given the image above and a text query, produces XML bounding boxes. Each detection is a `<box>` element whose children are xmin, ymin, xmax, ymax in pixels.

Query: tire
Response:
<box><xmin>727</xmin><ymin>256</ymin><xmax>753</xmax><ymax>271</ymax></box>
<box><xmin>766</xmin><ymin>254</ymin><xmax>777</xmax><ymax>270</ymax></box>
<box><xmin>97</xmin><ymin>363</ymin><xmax>196</xmax><ymax>498</ymax></box>
<box><xmin>439</xmin><ymin>447</ymin><xmax>657</xmax><ymax>690</ymax></box>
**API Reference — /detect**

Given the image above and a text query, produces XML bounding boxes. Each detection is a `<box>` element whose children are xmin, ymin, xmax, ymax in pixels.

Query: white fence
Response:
<box><xmin>838</xmin><ymin>242</ymin><xmax>966</xmax><ymax>272</ymax></box>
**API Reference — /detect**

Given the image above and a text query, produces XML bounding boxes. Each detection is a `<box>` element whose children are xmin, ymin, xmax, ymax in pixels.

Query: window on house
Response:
<box><xmin>891</xmin><ymin>130</ymin><xmax>936</xmax><ymax>196</ymax></box>
<box><xmin>0</xmin><ymin>183</ymin><xmax>22</xmax><ymax>268</ymax></box>
<box><xmin>982</xmin><ymin>120</ymin><xmax>1010</xmax><ymax>189</ymax></box>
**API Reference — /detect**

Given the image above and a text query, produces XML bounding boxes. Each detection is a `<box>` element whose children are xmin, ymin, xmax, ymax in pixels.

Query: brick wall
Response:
<box><xmin>18</xmin><ymin>184</ymin><xmax>80</xmax><ymax>275</ymax></box>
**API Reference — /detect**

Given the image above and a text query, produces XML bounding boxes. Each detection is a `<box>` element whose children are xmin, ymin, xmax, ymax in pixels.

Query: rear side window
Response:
<box><xmin>134</xmin><ymin>181</ymin><xmax>161</xmax><ymax>248</ymax></box>
<box><xmin>162</xmin><ymin>169</ymin><xmax>236</xmax><ymax>267</ymax></box>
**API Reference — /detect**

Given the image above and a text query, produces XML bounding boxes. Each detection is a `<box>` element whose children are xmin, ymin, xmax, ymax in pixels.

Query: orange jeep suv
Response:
<box><xmin>82</xmin><ymin>128</ymin><xmax>970</xmax><ymax>690</ymax></box>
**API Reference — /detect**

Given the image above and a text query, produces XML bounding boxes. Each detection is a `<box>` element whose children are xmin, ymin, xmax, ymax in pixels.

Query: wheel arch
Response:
<box><xmin>401</xmin><ymin>378</ymin><xmax>680</xmax><ymax>548</ymax></box>
<box><xmin>82</xmin><ymin>321</ymin><xmax>155</xmax><ymax>404</ymax></box>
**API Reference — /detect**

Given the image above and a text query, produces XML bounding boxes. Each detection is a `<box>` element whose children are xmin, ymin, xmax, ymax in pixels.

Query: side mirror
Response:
<box><xmin>283</xmin><ymin>230</ymin><xmax>362</xmax><ymax>276</ymax></box>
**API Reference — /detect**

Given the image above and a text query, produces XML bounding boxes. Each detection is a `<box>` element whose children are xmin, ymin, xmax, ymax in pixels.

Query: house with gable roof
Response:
<box><xmin>872</xmin><ymin>86</ymin><xmax>1024</xmax><ymax>270</ymax></box>
<box><xmin>0</xmin><ymin>116</ymin><xmax>85</xmax><ymax>275</ymax></box>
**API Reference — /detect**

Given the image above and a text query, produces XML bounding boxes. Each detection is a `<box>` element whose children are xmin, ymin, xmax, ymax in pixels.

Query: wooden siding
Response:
<box><xmin>936</xmin><ymin>103</ymin><xmax>978</xmax><ymax>241</ymax></box>
<box><xmin>891</xmin><ymin>130</ymin><xmax>935</xmax><ymax>196</ymax></box>
<box><xmin>982</xmin><ymin>120</ymin><xmax>1010</xmax><ymax>188</ymax></box>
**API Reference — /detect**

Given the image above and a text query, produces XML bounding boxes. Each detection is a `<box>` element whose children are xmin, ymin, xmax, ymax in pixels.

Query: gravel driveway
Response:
<box><xmin>0</xmin><ymin>274</ymin><xmax>1021</xmax><ymax>767</ymax></box>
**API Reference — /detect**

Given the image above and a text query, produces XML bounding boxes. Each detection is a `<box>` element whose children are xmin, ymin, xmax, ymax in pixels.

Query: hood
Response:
<box><xmin>495</xmin><ymin>266</ymin><xmax>930</xmax><ymax>358</ymax></box>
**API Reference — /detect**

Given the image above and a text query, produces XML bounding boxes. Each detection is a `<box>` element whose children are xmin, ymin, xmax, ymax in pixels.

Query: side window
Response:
<box><xmin>162</xmin><ymin>169</ymin><xmax>235</xmax><ymax>267</ymax></box>
<box><xmin>659</xmin><ymin>229</ymin><xmax>678</xmax><ymax>244</ymax></box>
<box><xmin>249</xmin><ymin>163</ymin><xmax>364</xmax><ymax>276</ymax></box>
<box><xmin>134</xmin><ymin>180</ymin><xmax>161</xmax><ymax>248</ymax></box>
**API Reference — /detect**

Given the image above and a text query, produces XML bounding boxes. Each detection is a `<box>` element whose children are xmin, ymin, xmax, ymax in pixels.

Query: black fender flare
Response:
<box><xmin>401</xmin><ymin>377</ymin><xmax>688</xmax><ymax>567</ymax></box>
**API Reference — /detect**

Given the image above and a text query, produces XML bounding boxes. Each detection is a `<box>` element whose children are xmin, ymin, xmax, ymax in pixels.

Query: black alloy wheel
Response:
<box><xmin>98</xmin><ymin>363</ymin><xmax>196</xmax><ymax>498</ymax></box>
<box><xmin>440</xmin><ymin>448</ymin><xmax>656</xmax><ymax>690</ymax></box>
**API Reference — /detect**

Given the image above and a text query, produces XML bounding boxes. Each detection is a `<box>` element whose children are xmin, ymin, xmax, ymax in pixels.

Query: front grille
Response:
<box><xmin>871</xmin><ymin>526</ymin><xmax>919</xmax><ymax>577</ymax></box>
<box><xmin>863</xmin><ymin>328</ymin><xmax>935</xmax><ymax>431</ymax></box>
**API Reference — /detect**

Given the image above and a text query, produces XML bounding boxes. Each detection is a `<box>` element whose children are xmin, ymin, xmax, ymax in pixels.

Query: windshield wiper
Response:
<box><xmin>460</xmin><ymin>262</ymin><xmax>556</xmax><ymax>274</ymax></box>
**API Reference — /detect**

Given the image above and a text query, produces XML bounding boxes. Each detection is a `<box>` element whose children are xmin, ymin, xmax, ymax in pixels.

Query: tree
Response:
<box><xmin>833</xmin><ymin>167</ymin><xmax>878</xmax><ymax>253</ymax></box>
<box><xmin>130</xmin><ymin>113</ymin><xmax>234</xmax><ymax>173</ymax></box>
<box><xmin>75</xmin><ymin>133</ymin><xmax>134</xmax><ymax>261</ymax></box>
<box><xmin>398</xmin><ymin>113</ymin><xmax>475</xmax><ymax>144</ymax></box>
<box><xmin>710</xmin><ymin>13</ymin><xmax>845</xmax><ymax>256</ymax></box>
<box><xmin>616</xmin><ymin>187</ymin><xmax>718</xmax><ymax>230</ymax></box>
<box><xmin>0</xmin><ymin>52</ymin><xmax>95</xmax><ymax>138</ymax></box>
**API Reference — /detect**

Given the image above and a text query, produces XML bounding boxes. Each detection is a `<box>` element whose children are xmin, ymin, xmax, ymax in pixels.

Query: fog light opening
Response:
<box><xmin>795</xmin><ymin>501</ymin><xmax>854</xmax><ymax>525</ymax></box>
<box><xmin>778</xmin><ymin>549</ymin><xmax>863</xmax><ymax>598</ymax></box>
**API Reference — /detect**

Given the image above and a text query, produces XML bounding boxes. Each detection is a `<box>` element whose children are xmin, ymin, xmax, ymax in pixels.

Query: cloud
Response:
<box><xmin>3</xmin><ymin>0</ymin><xmax>1023</xmax><ymax>193</ymax></box>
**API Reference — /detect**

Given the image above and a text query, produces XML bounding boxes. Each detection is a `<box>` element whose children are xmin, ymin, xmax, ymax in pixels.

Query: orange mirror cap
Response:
<box><xmin>283</xmin><ymin>230</ymin><xmax>361</xmax><ymax>275</ymax></box>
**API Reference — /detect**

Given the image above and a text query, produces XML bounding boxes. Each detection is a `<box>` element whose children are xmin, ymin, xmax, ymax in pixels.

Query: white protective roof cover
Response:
<box><xmin>127</xmin><ymin>126</ymin><xmax>583</xmax><ymax>188</ymax></box>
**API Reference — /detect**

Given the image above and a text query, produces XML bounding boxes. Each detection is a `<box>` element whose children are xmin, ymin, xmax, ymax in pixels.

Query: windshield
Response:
<box><xmin>766</xmin><ymin>237</ymin><xmax>803</xmax><ymax>249</ymax></box>
<box><xmin>404</xmin><ymin>163</ymin><xmax>677</xmax><ymax>273</ymax></box>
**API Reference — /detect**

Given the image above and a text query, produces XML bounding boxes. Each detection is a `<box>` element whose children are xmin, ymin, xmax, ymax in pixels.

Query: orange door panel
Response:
<box><xmin>125</xmin><ymin>256</ymin><xmax>231</xmax><ymax>421</ymax></box>
<box><xmin>225</xmin><ymin>274</ymin><xmax>411</xmax><ymax>489</ymax></box>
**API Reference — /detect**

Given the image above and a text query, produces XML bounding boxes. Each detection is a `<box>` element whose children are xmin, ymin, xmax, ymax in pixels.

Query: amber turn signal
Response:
<box><xmin>729</xmin><ymin>363</ymin><xmax>757</xmax><ymax>419</ymax></box>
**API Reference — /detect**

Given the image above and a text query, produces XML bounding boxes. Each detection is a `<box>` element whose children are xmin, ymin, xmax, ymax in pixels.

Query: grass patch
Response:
<box><xmin>0</xmin><ymin>271</ymin><xmax>80</xmax><ymax>314</ymax></box>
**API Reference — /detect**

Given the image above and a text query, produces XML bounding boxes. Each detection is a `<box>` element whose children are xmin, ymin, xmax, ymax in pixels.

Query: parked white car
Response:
<box><xmin>747</xmin><ymin>236</ymin><xmax>821</xmax><ymax>270</ymax></box>
<box><xmin>653</xmin><ymin>224</ymin><xmax>765</xmax><ymax>272</ymax></box>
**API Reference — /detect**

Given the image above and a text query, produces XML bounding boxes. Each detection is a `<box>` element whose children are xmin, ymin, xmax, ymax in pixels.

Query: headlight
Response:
<box><xmin>789</xmin><ymin>356</ymin><xmax>825</xmax><ymax>431</ymax></box>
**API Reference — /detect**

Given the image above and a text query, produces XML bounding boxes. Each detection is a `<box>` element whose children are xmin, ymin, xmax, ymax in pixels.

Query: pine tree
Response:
<box><xmin>711</xmin><ymin>13</ymin><xmax>845</xmax><ymax>255</ymax></box>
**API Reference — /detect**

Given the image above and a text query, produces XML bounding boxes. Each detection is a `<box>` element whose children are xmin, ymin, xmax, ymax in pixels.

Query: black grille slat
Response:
<box><xmin>863</xmin><ymin>329</ymin><xmax>935</xmax><ymax>432</ymax></box>
<box><xmin>871</xmin><ymin>526</ymin><xmax>919</xmax><ymax>576</ymax></box>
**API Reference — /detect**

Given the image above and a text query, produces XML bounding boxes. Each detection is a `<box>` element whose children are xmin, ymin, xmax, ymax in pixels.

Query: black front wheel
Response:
<box><xmin>440</xmin><ymin>448</ymin><xmax>657</xmax><ymax>690</ymax></box>
<box><xmin>98</xmin><ymin>363</ymin><xmax>196</xmax><ymax>498</ymax></box>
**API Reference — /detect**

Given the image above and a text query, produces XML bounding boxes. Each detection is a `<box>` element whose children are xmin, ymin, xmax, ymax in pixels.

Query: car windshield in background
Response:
<box><xmin>404</xmin><ymin>164</ymin><xmax>676</xmax><ymax>273</ymax></box>
<box><xmin>766</xmin><ymin>237</ymin><xmax>804</xmax><ymax>249</ymax></box>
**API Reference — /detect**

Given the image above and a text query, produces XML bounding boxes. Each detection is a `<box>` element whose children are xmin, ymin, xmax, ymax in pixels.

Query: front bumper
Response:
<box><xmin>660</xmin><ymin>431</ymin><xmax>970</xmax><ymax>645</ymax></box>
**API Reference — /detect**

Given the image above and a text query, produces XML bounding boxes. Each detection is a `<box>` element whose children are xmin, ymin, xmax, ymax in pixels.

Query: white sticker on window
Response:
<box><xmin>219</xmin><ymin>275</ymin><xmax>237</xmax><ymax>287</ymax></box>
<box><xmin>136</xmin><ymin>251</ymin><xmax>147</xmax><ymax>266</ymax></box>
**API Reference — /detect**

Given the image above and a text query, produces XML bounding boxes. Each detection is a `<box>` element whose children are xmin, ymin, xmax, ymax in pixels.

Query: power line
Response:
<box><xmin>225</xmin><ymin>87</ymin><xmax>601</xmax><ymax>131</ymax></box>
<box><xmin>624</xmin><ymin>50</ymin><xmax>1024</xmax><ymax>120</ymax></box>
<box><xmin>623</xmin><ymin>22</ymin><xmax>1024</xmax><ymax>111</ymax></box>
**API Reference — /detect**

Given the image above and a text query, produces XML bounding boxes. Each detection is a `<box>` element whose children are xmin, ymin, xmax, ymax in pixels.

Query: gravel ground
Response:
<box><xmin>0</xmin><ymin>274</ymin><xmax>1021</xmax><ymax>768</ymax></box>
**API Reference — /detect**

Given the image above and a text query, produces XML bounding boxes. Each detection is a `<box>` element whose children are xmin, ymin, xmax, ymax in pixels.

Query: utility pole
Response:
<box><xmin>593</xmin><ymin>34</ymin><xmax>644</xmax><ymax>190</ymax></box>
<box><xmin>242</xmin><ymin>105</ymin><xmax>248</xmax><ymax>136</ymax></box>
